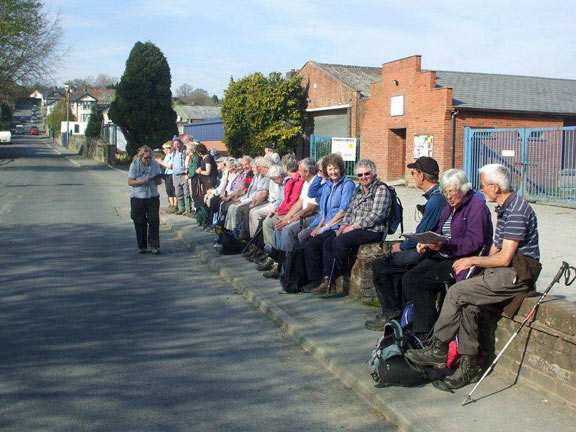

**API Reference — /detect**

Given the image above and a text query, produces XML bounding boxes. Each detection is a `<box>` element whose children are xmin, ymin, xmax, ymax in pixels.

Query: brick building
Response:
<box><xmin>297</xmin><ymin>55</ymin><xmax>576</xmax><ymax>182</ymax></box>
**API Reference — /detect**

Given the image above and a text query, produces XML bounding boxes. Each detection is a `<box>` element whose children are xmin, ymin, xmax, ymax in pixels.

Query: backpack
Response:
<box><xmin>195</xmin><ymin>205</ymin><xmax>210</xmax><ymax>227</ymax></box>
<box><xmin>385</xmin><ymin>184</ymin><xmax>403</xmax><ymax>235</ymax></box>
<box><xmin>368</xmin><ymin>319</ymin><xmax>432</xmax><ymax>387</ymax></box>
<box><xmin>219</xmin><ymin>231</ymin><xmax>245</xmax><ymax>255</ymax></box>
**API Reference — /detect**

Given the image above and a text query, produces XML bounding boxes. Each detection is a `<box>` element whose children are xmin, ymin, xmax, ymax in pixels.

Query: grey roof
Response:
<box><xmin>70</xmin><ymin>92</ymin><xmax>97</xmax><ymax>102</ymax></box>
<box><xmin>435</xmin><ymin>71</ymin><xmax>576</xmax><ymax>115</ymax></box>
<box><xmin>177</xmin><ymin>105</ymin><xmax>221</xmax><ymax>120</ymax></box>
<box><xmin>313</xmin><ymin>62</ymin><xmax>381</xmax><ymax>98</ymax></box>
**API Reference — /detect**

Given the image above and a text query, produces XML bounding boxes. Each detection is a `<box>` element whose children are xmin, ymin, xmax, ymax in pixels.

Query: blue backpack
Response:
<box><xmin>385</xmin><ymin>184</ymin><xmax>404</xmax><ymax>235</ymax></box>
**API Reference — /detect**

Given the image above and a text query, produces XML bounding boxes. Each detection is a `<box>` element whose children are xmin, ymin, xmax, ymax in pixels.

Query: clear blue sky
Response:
<box><xmin>48</xmin><ymin>0</ymin><xmax>576</xmax><ymax>98</ymax></box>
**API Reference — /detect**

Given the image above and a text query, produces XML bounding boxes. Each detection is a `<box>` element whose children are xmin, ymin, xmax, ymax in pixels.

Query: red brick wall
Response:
<box><xmin>361</xmin><ymin>56</ymin><xmax>453</xmax><ymax>182</ymax></box>
<box><xmin>360</xmin><ymin>55</ymin><xmax>571</xmax><ymax>183</ymax></box>
<box><xmin>296</xmin><ymin>62</ymin><xmax>363</xmax><ymax>137</ymax></box>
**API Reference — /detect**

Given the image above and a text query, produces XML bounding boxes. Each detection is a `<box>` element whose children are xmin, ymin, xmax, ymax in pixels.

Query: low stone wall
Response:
<box><xmin>60</xmin><ymin>135</ymin><xmax>116</xmax><ymax>165</ymax></box>
<box><xmin>345</xmin><ymin>244</ymin><xmax>576</xmax><ymax>407</ymax></box>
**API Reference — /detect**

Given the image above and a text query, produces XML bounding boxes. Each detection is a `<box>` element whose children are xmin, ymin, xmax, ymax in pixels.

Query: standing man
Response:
<box><xmin>171</xmin><ymin>136</ymin><xmax>191</xmax><ymax>215</ymax></box>
<box><xmin>365</xmin><ymin>157</ymin><xmax>445</xmax><ymax>331</ymax></box>
<box><xmin>128</xmin><ymin>145</ymin><xmax>163</xmax><ymax>254</ymax></box>
<box><xmin>264</xmin><ymin>145</ymin><xmax>280</xmax><ymax>164</ymax></box>
<box><xmin>406</xmin><ymin>163</ymin><xmax>541</xmax><ymax>390</ymax></box>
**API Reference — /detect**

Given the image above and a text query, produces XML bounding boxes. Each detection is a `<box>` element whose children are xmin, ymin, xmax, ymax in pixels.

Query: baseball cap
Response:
<box><xmin>407</xmin><ymin>156</ymin><xmax>439</xmax><ymax>176</ymax></box>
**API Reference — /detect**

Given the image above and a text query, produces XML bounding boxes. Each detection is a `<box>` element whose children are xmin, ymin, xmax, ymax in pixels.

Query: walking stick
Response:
<box><xmin>462</xmin><ymin>261</ymin><xmax>576</xmax><ymax>406</ymax></box>
<box><xmin>240</xmin><ymin>224</ymin><xmax>264</xmax><ymax>255</ymax></box>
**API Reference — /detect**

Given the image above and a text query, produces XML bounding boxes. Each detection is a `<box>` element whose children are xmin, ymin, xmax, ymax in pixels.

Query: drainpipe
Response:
<box><xmin>451</xmin><ymin>109</ymin><xmax>459</xmax><ymax>168</ymax></box>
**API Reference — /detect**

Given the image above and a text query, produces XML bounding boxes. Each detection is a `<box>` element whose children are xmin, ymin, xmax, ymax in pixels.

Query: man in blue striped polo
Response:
<box><xmin>171</xmin><ymin>136</ymin><xmax>190</xmax><ymax>215</ymax></box>
<box><xmin>406</xmin><ymin>163</ymin><xmax>541</xmax><ymax>390</ymax></box>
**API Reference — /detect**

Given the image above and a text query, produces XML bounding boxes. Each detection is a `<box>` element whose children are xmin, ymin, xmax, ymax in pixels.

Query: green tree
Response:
<box><xmin>109</xmin><ymin>41</ymin><xmax>177</xmax><ymax>158</ymax></box>
<box><xmin>85</xmin><ymin>105</ymin><xmax>103</xmax><ymax>138</ymax></box>
<box><xmin>46</xmin><ymin>99</ymin><xmax>73</xmax><ymax>135</ymax></box>
<box><xmin>221</xmin><ymin>72</ymin><xmax>305</xmax><ymax>157</ymax></box>
<box><xmin>0</xmin><ymin>1</ymin><xmax>65</xmax><ymax>98</ymax></box>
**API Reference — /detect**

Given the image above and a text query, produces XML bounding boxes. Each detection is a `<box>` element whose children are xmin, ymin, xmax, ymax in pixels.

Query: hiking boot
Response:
<box><xmin>256</xmin><ymin>257</ymin><xmax>275</xmax><ymax>272</ymax></box>
<box><xmin>138</xmin><ymin>248</ymin><xmax>147</xmax><ymax>254</ymax></box>
<box><xmin>263</xmin><ymin>263</ymin><xmax>280</xmax><ymax>279</ymax></box>
<box><xmin>242</xmin><ymin>244</ymin><xmax>257</xmax><ymax>258</ymax></box>
<box><xmin>164</xmin><ymin>206</ymin><xmax>177</xmax><ymax>214</ymax></box>
<box><xmin>175</xmin><ymin>199</ymin><xmax>186</xmax><ymax>215</ymax></box>
<box><xmin>248</xmin><ymin>250</ymin><xmax>266</xmax><ymax>263</ymax></box>
<box><xmin>148</xmin><ymin>247</ymin><xmax>160</xmax><ymax>255</ymax></box>
<box><xmin>405</xmin><ymin>338</ymin><xmax>449</xmax><ymax>368</ymax></box>
<box><xmin>311</xmin><ymin>277</ymin><xmax>331</xmax><ymax>295</ymax></box>
<box><xmin>443</xmin><ymin>355</ymin><xmax>481</xmax><ymax>389</ymax></box>
<box><xmin>364</xmin><ymin>317</ymin><xmax>387</xmax><ymax>332</ymax></box>
<box><xmin>302</xmin><ymin>280</ymin><xmax>321</xmax><ymax>293</ymax></box>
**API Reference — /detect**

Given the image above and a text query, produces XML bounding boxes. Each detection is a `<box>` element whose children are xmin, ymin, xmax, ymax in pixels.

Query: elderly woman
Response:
<box><xmin>195</xmin><ymin>142</ymin><xmax>218</xmax><ymax>195</ymax></box>
<box><xmin>128</xmin><ymin>145</ymin><xmax>163</xmax><ymax>254</ymax></box>
<box><xmin>206</xmin><ymin>158</ymin><xmax>238</xmax><ymax>230</ymax></box>
<box><xmin>401</xmin><ymin>168</ymin><xmax>493</xmax><ymax>336</ymax></box>
<box><xmin>308</xmin><ymin>159</ymin><xmax>391</xmax><ymax>295</ymax></box>
<box><xmin>156</xmin><ymin>141</ymin><xmax>177</xmax><ymax>212</ymax></box>
<box><xmin>301</xmin><ymin>153</ymin><xmax>355</xmax><ymax>292</ymax></box>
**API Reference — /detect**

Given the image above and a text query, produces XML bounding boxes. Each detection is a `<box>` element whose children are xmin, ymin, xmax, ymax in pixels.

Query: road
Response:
<box><xmin>0</xmin><ymin>136</ymin><xmax>395</xmax><ymax>431</ymax></box>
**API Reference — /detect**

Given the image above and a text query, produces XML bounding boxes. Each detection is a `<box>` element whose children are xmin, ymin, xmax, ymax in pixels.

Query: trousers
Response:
<box><xmin>130</xmin><ymin>196</ymin><xmax>160</xmax><ymax>250</ymax></box>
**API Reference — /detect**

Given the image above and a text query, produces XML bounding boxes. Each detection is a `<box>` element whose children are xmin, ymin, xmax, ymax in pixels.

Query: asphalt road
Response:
<box><xmin>0</xmin><ymin>137</ymin><xmax>395</xmax><ymax>431</ymax></box>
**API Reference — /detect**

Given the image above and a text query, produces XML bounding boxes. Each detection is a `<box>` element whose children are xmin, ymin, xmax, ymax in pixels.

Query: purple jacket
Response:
<box><xmin>436</xmin><ymin>190</ymin><xmax>493</xmax><ymax>280</ymax></box>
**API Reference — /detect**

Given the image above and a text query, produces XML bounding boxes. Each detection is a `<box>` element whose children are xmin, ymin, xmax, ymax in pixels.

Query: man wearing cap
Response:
<box><xmin>171</xmin><ymin>136</ymin><xmax>191</xmax><ymax>215</ymax></box>
<box><xmin>365</xmin><ymin>156</ymin><xmax>445</xmax><ymax>331</ymax></box>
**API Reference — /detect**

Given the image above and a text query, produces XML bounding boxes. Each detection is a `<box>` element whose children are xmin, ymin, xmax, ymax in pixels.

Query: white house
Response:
<box><xmin>30</xmin><ymin>90</ymin><xmax>44</xmax><ymax>105</ymax></box>
<box><xmin>60</xmin><ymin>121</ymin><xmax>88</xmax><ymax>136</ymax></box>
<box><xmin>70</xmin><ymin>93</ymin><xmax>98</xmax><ymax>123</ymax></box>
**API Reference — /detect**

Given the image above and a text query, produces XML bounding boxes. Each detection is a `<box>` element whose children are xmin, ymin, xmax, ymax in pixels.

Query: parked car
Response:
<box><xmin>30</xmin><ymin>126</ymin><xmax>39</xmax><ymax>135</ymax></box>
<box><xmin>15</xmin><ymin>125</ymin><xmax>25</xmax><ymax>135</ymax></box>
<box><xmin>0</xmin><ymin>131</ymin><xmax>12</xmax><ymax>143</ymax></box>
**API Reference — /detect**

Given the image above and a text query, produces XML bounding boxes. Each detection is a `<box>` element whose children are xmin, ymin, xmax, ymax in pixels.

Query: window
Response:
<box><xmin>74</xmin><ymin>124</ymin><xmax>80</xmax><ymax>133</ymax></box>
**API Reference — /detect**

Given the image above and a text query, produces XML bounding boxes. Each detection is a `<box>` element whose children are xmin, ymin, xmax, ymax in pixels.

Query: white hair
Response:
<box><xmin>440</xmin><ymin>169</ymin><xmax>472</xmax><ymax>193</ymax></box>
<box><xmin>478</xmin><ymin>164</ymin><xmax>512</xmax><ymax>192</ymax></box>
<box><xmin>355</xmin><ymin>159</ymin><xmax>377</xmax><ymax>175</ymax></box>
<box><xmin>267</xmin><ymin>164</ymin><xmax>284</xmax><ymax>178</ymax></box>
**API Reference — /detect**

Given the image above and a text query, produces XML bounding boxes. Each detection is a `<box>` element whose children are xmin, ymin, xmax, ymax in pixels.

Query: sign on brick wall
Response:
<box><xmin>414</xmin><ymin>135</ymin><xmax>434</xmax><ymax>158</ymax></box>
<box><xmin>331</xmin><ymin>137</ymin><xmax>357</xmax><ymax>161</ymax></box>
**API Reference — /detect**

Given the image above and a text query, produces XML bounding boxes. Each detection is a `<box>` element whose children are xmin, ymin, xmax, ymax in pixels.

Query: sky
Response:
<box><xmin>46</xmin><ymin>0</ymin><xmax>576</xmax><ymax>98</ymax></box>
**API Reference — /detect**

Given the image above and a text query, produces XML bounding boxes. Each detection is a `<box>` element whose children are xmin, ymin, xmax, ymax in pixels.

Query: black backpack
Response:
<box><xmin>385</xmin><ymin>184</ymin><xmax>403</xmax><ymax>235</ymax></box>
<box><xmin>368</xmin><ymin>320</ymin><xmax>432</xmax><ymax>387</ymax></box>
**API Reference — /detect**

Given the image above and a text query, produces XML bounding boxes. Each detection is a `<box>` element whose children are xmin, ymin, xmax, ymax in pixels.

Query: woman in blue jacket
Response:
<box><xmin>300</xmin><ymin>153</ymin><xmax>356</xmax><ymax>292</ymax></box>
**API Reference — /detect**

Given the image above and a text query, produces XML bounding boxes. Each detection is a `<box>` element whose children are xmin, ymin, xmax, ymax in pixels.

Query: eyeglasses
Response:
<box><xmin>143</xmin><ymin>156</ymin><xmax>152</xmax><ymax>160</ymax></box>
<box><xmin>442</xmin><ymin>189</ymin><xmax>461</xmax><ymax>197</ymax></box>
<box><xmin>357</xmin><ymin>171</ymin><xmax>372</xmax><ymax>178</ymax></box>
<box><xmin>480</xmin><ymin>183</ymin><xmax>495</xmax><ymax>190</ymax></box>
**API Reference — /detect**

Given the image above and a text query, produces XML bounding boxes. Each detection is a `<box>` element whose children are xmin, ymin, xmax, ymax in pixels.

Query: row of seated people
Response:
<box><xmin>194</xmin><ymin>152</ymin><xmax>541</xmax><ymax>391</ymax></box>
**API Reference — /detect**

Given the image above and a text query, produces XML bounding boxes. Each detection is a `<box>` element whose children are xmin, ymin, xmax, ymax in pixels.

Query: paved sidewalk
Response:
<box><xmin>160</xmin><ymin>212</ymin><xmax>576</xmax><ymax>432</ymax></box>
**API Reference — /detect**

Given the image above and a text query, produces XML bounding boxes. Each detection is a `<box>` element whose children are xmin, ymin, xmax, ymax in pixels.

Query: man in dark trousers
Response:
<box><xmin>365</xmin><ymin>157</ymin><xmax>445</xmax><ymax>331</ymax></box>
<box><xmin>406</xmin><ymin>163</ymin><xmax>541</xmax><ymax>389</ymax></box>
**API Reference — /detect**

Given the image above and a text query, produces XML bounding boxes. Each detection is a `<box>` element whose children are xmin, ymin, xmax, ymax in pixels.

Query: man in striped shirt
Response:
<box><xmin>406</xmin><ymin>164</ymin><xmax>541</xmax><ymax>390</ymax></box>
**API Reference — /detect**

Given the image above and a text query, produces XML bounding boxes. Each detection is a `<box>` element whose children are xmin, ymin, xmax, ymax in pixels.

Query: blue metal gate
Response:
<box><xmin>310</xmin><ymin>134</ymin><xmax>360</xmax><ymax>177</ymax></box>
<box><xmin>464</xmin><ymin>127</ymin><xmax>576</xmax><ymax>204</ymax></box>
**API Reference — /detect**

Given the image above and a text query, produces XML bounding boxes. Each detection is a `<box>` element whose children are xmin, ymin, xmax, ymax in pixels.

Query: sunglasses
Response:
<box><xmin>143</xmin><ymin>156</ymin><xmax>152</xmax><ymax>160</ymax></box>
<box><xmin>357</xmin><ymin>171</ymin><xmax>372</xmax><ymax>178</ymax></box>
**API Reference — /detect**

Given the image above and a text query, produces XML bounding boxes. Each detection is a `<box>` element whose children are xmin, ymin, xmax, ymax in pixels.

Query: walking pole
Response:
<box><xmin>241</xmin><ymin>224</ymin><xmax>263</xmax><ymax>255</ymax></box>
<box><xmin>462</xmin><ymin>261</ymin><xmax>576</xmax><ymax>406</ymax></box>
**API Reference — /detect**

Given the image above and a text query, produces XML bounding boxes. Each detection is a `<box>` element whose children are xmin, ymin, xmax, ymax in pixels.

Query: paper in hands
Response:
<box><xmin>401</xmin><ymin>231</ymin><xmax>448</xmax><ymax>244</ymax></box>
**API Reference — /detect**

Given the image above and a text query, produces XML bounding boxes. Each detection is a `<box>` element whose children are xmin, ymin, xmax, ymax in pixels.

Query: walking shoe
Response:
<box><xmin>248</xmin><ymin>250</ymin><xmax>266</xmax><ymax>263</ymax></box>
<box><xmin>256</xmin><ymin>257</ymin><xmax>275</xmax><ymax>272</ymax></box>
<box><xmin>311</xmin><ymin>277</ymin><xmax>331</xmax><ymax>295</ymax></box>
<box><xmin>148</xmin><ymin>247</ymin><xmax>160</xmax><ymax>255</ymax></box>
<box><xmin>405</xmin><ymin>338</ymin><xmax>449</xmax><ymax>368</ymax></box>
<box><xmin>164</xmin><ymin>206</ymin><xmax>177</xmax><ymax>213</ymax></box>
<box><xmin>242</xmin><ymin>244</ymin><xmax>257</xmax><ymax>258</ymax></box>
<box><xmin>364</xmin><ymin>317</ymin><xmax>387</xmax><ymax>332</ymax></box>
<box><xmin>263</xmin><ymin>263</ymin><xmax>280</xmax><ymax>279</ymax></box>
<box><xmin>443</xmin><ymin>355</ymin><xmax>481</xmax><ymax>389</ymax></box>
<box><xmin>138</xmin><ymin>248</ymin><xmax>147</xmax><ymax>254</ymax></box>
<box><xmin>301</xmin><ymin>280</ymin><xmax>321</xmax><ymax>293</ymax></box>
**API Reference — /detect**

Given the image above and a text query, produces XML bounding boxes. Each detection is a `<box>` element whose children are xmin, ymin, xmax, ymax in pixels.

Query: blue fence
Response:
<box><xmin>310</xmin><ymin>134</ymin><xmax>360</xmax><ymax>177</ymax></box>
<box><xmin>183</xmin><ymin>118</ymin><xmax>224</xmax><ymax>142</ymax></box>
<box><xmin>464</xmin><ymin>127</ymin><xmax>576</xmax><ymax>205</ymax></box>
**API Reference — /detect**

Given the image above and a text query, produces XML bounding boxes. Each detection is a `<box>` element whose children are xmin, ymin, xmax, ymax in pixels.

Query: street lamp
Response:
<box><xmin>64</xmin><ymin>82</ymin><xmax>70</xmax><ymax>147</ymax></box>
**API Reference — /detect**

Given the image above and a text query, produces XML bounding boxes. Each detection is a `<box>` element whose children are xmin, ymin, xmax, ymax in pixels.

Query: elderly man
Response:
<box><xmin>171</xmin><ymin>136</ymin><xmax>191</xmax><ymax>215</ymax></box>
<box><xmin>406</xmin><ymin>164</ymin><xmax>541</xmax><ymax>390</ymax></box>
<box><xmin>224</xmin><ymin>157</ymin><xmax>269</xmax><ymax>232</ymax></box>
<box><xmin>259</xmin><ymin>158</ymin><xmax>320</xmax><ymax>280</ymax></box>
<box><xmin>235</xmin><ymin>157</ymin><xmax>272</xmax><ymax>239</ymax></box>
<box><xmin>365</xmin><ymin>157</ymin><xmax>445</xmax><ymax>331</ymax></box>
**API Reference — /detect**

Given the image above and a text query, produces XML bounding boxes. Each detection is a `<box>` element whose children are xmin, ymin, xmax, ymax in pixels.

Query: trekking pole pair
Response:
<box><xmin>462</xmin><ymin>261</ymin><xmax>576</xmax><ymax>406</ymax></box>
<box><xmin>240</xmin><ymin>225</ymin><xmax>264</xmax><ymax>255</ymax></box>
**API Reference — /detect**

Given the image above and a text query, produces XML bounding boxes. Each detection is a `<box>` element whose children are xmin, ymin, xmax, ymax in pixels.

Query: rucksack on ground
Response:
<box><xmin>368</xmin><ymin>319</ymin><xmax>432</xmax><ymax>387</ymax></box>
<box><xmin>385</xmin><ymin>184</ymin><xmax>403</xmax><ymax>235</ymax></box>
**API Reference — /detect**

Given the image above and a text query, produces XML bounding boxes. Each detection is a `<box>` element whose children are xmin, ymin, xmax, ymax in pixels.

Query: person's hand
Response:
<box><xmin>335</xmin><ymin>226</ymin><xmax>345</xmax><ymax>236</ymax></box>
<box><xmin>427</xmin><ymin>241</ymin><xmax>443</xmax><ymax>251</ymax></box>
<box><xmin>275</xmin><ymin>218</ymin><xmax>289</xmax><ymax>230</ymax></box>
<box><xmin>142</xmin><ymin>174</ymin><xmax>150</xmax><ymax>184</ymax></box>
<box><xmin>453</xmin><ymin>257</ymin><xmax>474</xmax><ymax>274</ymax></box>
<box><xmin>390</xmin><ymin>242</ymin><xmax>402</xmax><ymax>254</ymax></box>
<box><xmin>311</xmin><ymin>226</ymin><xmax>322</xmax><ymax>237</ymax></box>
<box><xmin>196</xmin><ymin>168</ymin><xmax>201</xmax><ymax>174</ymax></box>
<box><xmin>416</xmin><ymin>243</ymin><xmax>428</xmax><ymax>254</ymax></box>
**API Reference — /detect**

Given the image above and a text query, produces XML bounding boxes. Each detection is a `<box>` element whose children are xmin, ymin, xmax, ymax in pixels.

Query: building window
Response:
<box><xmin>390</xmin><ymin>95</ymin><xmax>404</xmax><ymax>116</ymax></box>
<box><xmin>74</xmin><ymin>124</ymin><xmax>80</xmax><ymax>133</ymax></box>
